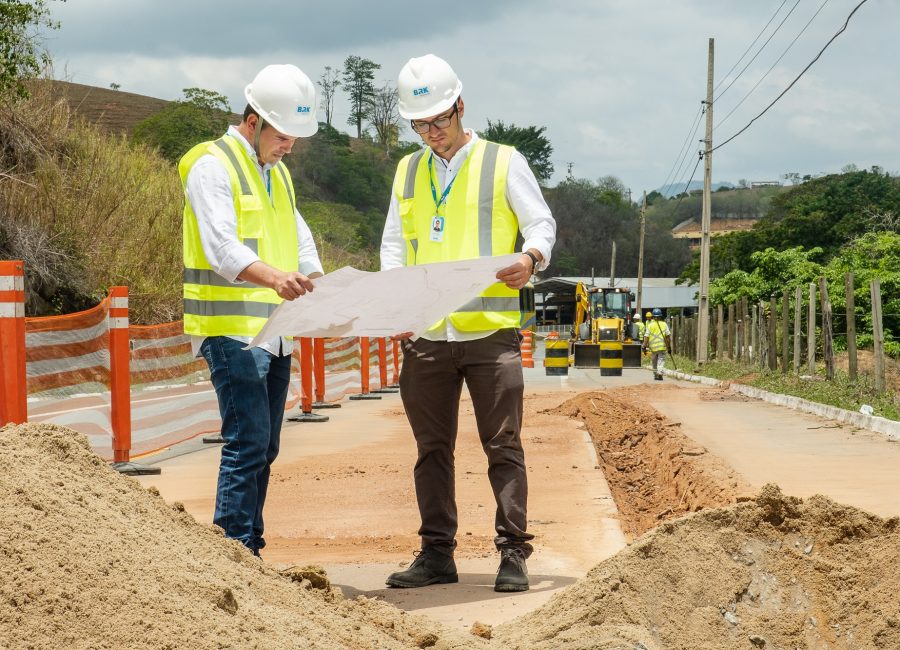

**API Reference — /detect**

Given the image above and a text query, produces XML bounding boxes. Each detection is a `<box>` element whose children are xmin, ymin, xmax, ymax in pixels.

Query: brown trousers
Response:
<box><xmin>399</xmin><ymin>328</ymin><xmax>534</xmax><ymax>557</ymax></box>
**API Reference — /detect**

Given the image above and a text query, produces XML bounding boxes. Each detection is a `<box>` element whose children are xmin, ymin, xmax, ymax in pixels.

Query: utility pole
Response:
<box><xmin>637</xmin><ymin>191</ymin><xmax>646</xmax><ymax>318</ymax></box>
<box><xmin>609</xmin><ymin>241</ymin><xmax>616</xmax><ymax>288</ymax></box>
<box><xmin>697</xmin><ymin>37</ymin><xmax>714</xmax><ymax>364</ymax></box>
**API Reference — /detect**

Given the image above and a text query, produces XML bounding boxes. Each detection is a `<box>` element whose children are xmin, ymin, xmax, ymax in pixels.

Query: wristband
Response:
<box><xmin>522</xmin><ymin>250</ymin><xmax>539</xmax><ymax>272</ymax></box>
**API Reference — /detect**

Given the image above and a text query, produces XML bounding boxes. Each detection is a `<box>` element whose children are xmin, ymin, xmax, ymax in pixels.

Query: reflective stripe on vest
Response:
<box><xmin>392</xmin><ymin>139</ymin><xmax>520</xmax><ymax>332</ymax></box>
<box><xmin>645</xmin><ymin>320</ymin><xmax>669</xmax><ymax>351</ymax></box>
<box><xmin>179</xmin><ymin>135</ymin><xmax>299</xmax><ymax>338</ymax></box>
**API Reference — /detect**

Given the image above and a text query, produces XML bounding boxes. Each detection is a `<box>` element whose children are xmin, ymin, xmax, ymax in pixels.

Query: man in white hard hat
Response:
<box><xmin>179</xmin><ymin>64</ymin><xmax>323</xmax><ymax>558</ymax></box>
<box><xmin>381</xmin><ymin>54</ymin><xmax>556</xmax><ymax>592</ymax></box>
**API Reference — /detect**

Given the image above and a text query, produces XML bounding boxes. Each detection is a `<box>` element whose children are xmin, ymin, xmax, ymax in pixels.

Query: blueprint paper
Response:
<box><xmin>248</xmin><ymin>254</ymin><xmax>520</xmax><ymax>346</ymax></box>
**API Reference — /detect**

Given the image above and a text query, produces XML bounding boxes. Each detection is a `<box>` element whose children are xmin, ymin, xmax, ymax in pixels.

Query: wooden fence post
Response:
<box><xmin>871</xmin><ymin>279</ymin><xmax>885</xmax><ymax>392</ymax></box>
<box><xmin>759</xmin><ymin>301</ymin><xmax>768</xmax><ymax>368</ymax></box>
<box><xmin>727</xmin><ymin>303</ymin><xmax>735</xmax><ymax>360</ymax></box>
<box><xmin>845</xmin><ymin>273</ymin><xmax>857</xmax><ymax>381</ymax></box>
<box><xmin>819</xmin><ymin>278</ymin><xmax>834</xmax><ymax>380</ymax></box>
<box><xmin>807</xmin><ymin>282</ymin><xmax>817</xmax><ymax>375</ymax></box>
<box><xmin>750</xmin><ymin>304</ymin><xmax>758</xmax><ymax>366</ymax></box>
<box><xmin>793</xmin><ymin>286</ymin><xmax>802</xmax><ymax>373</ymax></box>
<box><xmin>781</xmin><ymin>291</ymin><xmax>789</xmax><ymax>373</ymax></box>
<box><xmin>716</xmin><ymin>304</ymin><xmax>724</xmax><ymax>360</ymax></box>
<box><xmin>768</xmin><ymin>296</ymin><xmax>777</xmax><ymax>371</ymax></box>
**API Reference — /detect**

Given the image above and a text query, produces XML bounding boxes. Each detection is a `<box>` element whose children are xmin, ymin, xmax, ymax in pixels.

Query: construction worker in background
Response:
<box><xmin>643</xmin><ymin>308</ymin><xmax>672</xmax><ymax>381</ymax></box>
<box><xmin>633</xmin><ymin>312</ymin><xmax>645</xmax><ymax>342</ymax></box>
<box><xmin>380</xmin><ymin>54</ymin><xmax>556</xmax><ymax>593</ymax></box>
<box><xmin>179</xmin><ymin>64</ymin><xmax>324</xmax><ymax>557</ymax></box>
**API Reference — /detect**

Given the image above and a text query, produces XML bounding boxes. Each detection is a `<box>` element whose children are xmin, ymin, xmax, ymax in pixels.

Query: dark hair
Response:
<box><xmin>242</xmin><ymin>103</ymin><xmax>259</xmax><ymax>122</ymax></box>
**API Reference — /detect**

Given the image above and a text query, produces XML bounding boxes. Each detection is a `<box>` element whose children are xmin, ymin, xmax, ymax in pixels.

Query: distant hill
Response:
<box><xmin>45</xmin><ymin>80</ymin><xmax>179</xmax><ymax>134</ymax></box>
<box><xmin>657</xmin><ymin>180</ymin><xmax>735</xmax><ymax>198</ymax></box>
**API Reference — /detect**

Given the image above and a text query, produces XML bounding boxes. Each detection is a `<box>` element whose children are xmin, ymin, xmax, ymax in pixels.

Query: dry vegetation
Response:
<box><xmin>1</xmin><ymin>80</ymin><xmax>183</xmax><ymax>322</ymax></box>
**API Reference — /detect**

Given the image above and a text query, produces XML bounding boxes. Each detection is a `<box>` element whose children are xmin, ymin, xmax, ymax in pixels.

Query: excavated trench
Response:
<box><xmin>547</xmin><ymin>386</ymin><xmax>752</xmax><ymax>539</ymax></box>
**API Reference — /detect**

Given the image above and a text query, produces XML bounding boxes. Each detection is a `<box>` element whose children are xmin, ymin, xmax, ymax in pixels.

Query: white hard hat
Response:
<box><xmin>397</xmin><ymin>54</ymin><xmax>463</xmax><ymax>120</ymax></box>
<box><xmin>634</xmin><ymin>313</ymin><xmax>641</xmax><ymax>320</ymax></box>
<box><xmin>244</xmin><ymin>64</ymin><xmax>318</xmax><ymax>138</ymax></box>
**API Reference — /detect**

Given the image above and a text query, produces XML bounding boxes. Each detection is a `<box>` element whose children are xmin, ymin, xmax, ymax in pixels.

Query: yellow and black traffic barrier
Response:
<box><xmin>544</xmin><ymin>332</ymin><xmax>569</xmax><ymax>376</ymax></box>
<box><xmin>599</xmin><ymin>341</ymin><xmax>623</xmax><ymax>376</ymax></box>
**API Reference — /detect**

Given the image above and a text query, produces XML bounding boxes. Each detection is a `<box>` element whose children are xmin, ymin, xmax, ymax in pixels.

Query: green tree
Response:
<box><xmin>823</xmin><ymin>231</ymin><xmax>900</xmax><ymax>355</ymax></box>
<box><xmin>342</xmin><ymin>55</ymin><xmax>380</xmax><ymax>139</ymax></box>
<box><xmin>131</xmin><ymin>87</ymin><xmax>231</xmax><ymax>164</ymax></box>
<box><xmin>0</xmin><ymin>0</ymin><xmax>61</xmax><ymax>98</ymax></box>
<box><xmin>480</xmin><ymin>120</ymin><xmax>554</xmax><ymax>185</ymax></box>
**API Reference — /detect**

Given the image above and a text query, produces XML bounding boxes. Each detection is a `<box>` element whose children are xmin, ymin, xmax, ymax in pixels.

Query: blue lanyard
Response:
<box><xmin>428</xmin><ymin>154</ymin><xmax>457</xmax><ymax>213</ymax></box>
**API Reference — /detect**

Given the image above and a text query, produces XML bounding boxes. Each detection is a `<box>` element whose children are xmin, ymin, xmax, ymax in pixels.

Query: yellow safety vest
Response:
<box><xmin>392</xmin><ymin>139</ymin><xmax>520</xmax><ymax>332</ymax></box>
<box><xmin>636</xmin><ymin>321</ymin><xmax>646</xmax><ymax>340</ymax></box>
<box><xmin>645</xmin><ymin>320</ymin><xmax>670</xmax><ymax>352</ymax></box>
<box><xmin>180</xmin><ymin>135</ymin><xmax>299</xmax><ymax>338</ymax></box>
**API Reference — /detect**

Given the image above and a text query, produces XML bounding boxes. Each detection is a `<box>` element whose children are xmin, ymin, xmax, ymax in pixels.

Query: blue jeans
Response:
<box><xmin>200</xmin><ymin>336</ymin><xmax>291</xmax><ymax>552</ymax></box>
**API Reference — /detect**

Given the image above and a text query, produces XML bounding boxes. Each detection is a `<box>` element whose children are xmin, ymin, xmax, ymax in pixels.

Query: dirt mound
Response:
<box><xmin>0</xmin><ymin>423</ymin><xmax>479</xmax><ymax>650</ymax></box>
<box><xmin>548</xmin><ymin>388</ymin><xmax>751</xmax><ymax>538</ymax></box>
<box><xmin>494</xmin><ymin>484</ymin><xmax>900</xmax><ymax>649</ymax></box>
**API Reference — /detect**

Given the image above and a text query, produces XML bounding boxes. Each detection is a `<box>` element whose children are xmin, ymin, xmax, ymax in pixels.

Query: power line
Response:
<box><xmin>669</xmin><ymin>152</ymin><xmax>703</xmax><ymax>215</ymax></box>
<box><xmin>659</xmin><ymin>105</ymin><xmax>704</xmax><ymax>193</ymax></box>
<box><xmin>712</xmin><ymin>0</ymin><xmax>870</xmax><ymax>154</ymax></box>
<box><xmin>715</xmin><ymin>0</ymin><xmax>831</xmax><ymax>132</ymax></box>
<box><xmin>668</xmin><ymin>111</ymin><xmax>706</xmax><ymax>196</ymax></box>
<box><xmin>713</xmin><ymin>0</ymin><xmax>790</xmax><ymax>93</ymax></box>
<box><xmin>714</xmin><ymin>0</ymin><xmax>803</xmax><ymax>103</ymax></box>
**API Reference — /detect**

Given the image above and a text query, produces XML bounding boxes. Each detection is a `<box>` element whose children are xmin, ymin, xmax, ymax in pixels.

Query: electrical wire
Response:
<box><xmin>712</xmin><ymin>0</ymin><xmax>870</xmax><ymax>154</ymax></box>
<box><xmin>659</xmin><ymin>105</ymin><xmax>704</xmax><ymax>195</ymax></box>
<box><xmin>715</xmin><ymin>0</ymin><xmax>830</xmax><ymax>132</ymax></box>
<box><xmin>668</xmin><ymin>153</ymin><xmax>703</xmax><ymax>219</ymax></box>
<box><xmin>714</xmin><ymin>0</ymin><xmax>803</xmax><ymax>103</ymax></box>
<box><xmin>714</xmin><ymin>0</ymin><xmax>790</xmax><ymax>93</ymax></box>
<box><xmin>667</xmin><ymin>110</ymin><xmax>706</xmax><ymax>197</ymax></box>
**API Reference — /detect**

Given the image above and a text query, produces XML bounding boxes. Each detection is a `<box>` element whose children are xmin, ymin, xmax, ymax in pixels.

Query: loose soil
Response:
<box><xmin>0</xmin><ymin>423</ymin><xmax>477</xmax><ymax>650</ymax></box>
<box><xmin>549</xmin><ymin>386</ymin><xmax>752</xmax><ymax>539</ymax></box>
<box><xmin>4</xmin><ymin>394</ymin><xmax>899</xmax><ymax>649</ymax></box>
<box><xmin>494</xmin><ymin>484</ymin><xmax>900</xmax><ymax>649</ymax></box>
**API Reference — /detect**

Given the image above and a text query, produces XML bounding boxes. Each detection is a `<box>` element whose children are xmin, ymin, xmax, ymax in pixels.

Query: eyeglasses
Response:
<box><xmin>410</xmin><ymin>104</ymin><xmax>458</xmax><ymax>134</ymax></box>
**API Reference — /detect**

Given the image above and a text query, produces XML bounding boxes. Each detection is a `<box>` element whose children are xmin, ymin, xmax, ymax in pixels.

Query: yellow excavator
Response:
<box><xmin>571</xmin><ymin>283</ymin><xmax>641</xmax><ymax>370</ymax></box>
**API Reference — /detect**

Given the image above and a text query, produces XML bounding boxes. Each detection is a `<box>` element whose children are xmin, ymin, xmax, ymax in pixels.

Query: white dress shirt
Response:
<box><xmin>380</xmin><ymin>130</ymin><xmax>556</xmax><ymax>341</ymax></box>
<box><xmin>185</xmin><ymin>125</ymin><xmax>324</xmax><ymax>357</ymax></box>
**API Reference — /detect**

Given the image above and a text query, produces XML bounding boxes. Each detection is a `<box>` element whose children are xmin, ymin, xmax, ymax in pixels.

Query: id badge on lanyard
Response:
<box><xmin>429</xmin><ymin>154</ymin><xmax>455</xmax><ymax>245</ymax></box>
<box><xmin>430</xmin><ymin>215</ymin><xmax>445</xmax><ymax>242</ymax></box>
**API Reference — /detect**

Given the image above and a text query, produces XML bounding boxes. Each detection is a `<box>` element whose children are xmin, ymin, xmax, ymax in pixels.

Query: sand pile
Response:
<box><xmin>0</xmin><ymin>423</ymin><xmax>479</xmax><ymax>650</ymax></box>
<box><xmin>494</xmin><ymin>484</ymin><xmax>900</xmax><ymax>649</ymax></box>
<box><xmin>549</xmin><ymin>388</ymin><xmax>750</xmax><ymax>538</ymax></box>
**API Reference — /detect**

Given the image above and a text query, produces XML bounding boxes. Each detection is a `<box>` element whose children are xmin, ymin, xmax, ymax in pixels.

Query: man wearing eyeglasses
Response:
<box><xmin>380</xmin><ymin>54</ymin><xmax>556</xmax><ymax>593</ymax></box>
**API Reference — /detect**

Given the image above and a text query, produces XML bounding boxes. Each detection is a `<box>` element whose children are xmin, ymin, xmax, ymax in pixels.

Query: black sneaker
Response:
<box><xmin>494</xmin><ymin>547</ymin><xmax>529</xmax><ymax>592</ymax></box>
<box><xmin>386</xmin><ymin>548</ymin><xmax>458</xmax><ymax>588</ymax></box>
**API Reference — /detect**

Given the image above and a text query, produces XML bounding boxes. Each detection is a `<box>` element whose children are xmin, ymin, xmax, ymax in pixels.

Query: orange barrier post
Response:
<box><xmin>349</xmin><ymin>336</ymin><xmax>381</xmax><ymax>401</ymax></box>
<box><xmin>288</xmin><ymin>337</ymin><xmax>329</xmax><ymax>422</ymax></box>
<box><xmin>521</xmin><ymin>329</ymin><xmax>535</xmax><ymax>368</ymax></box>
<box><xmin>0</xmin><ymin>260</ymin><xmax>27</xmax><ymax>425</ymax></box>
<box><xmin>390</xmin><ymin>339</ymin><xmax>400</xmax><ymax>387</ymax></box>
<box><xmin>372</xmin><ymin>337</ymin><xmax>398</xmax><ymax>394</ymax></box>
<box><xmin>312</xmin><ymin>337</ymin><xmax>340</xmax><ymax>409</ymax></box>
<box><xmin>108</xmin><ymin>286</ymin><xmax>159</xmax><ymax>475</ymax></box>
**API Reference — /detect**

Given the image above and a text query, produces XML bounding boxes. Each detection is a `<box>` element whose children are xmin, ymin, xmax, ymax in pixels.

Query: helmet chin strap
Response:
<box><xmin>253</xmin><ymin>116</ymin><xmax>266</xmax><ymax>163</ymax></box>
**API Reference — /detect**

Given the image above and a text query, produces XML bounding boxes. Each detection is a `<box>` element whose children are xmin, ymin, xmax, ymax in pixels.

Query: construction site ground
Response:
<box><xmin>131</xmin><ymin>366</ymin><xmax>900</xmax><ymax>635</ymax></box>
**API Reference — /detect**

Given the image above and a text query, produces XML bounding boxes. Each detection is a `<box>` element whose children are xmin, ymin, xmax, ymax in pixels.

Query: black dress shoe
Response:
<box><xmin>386</xmin><ymin>548</ymin><xmax>458</xmax><ymax>588</ymax></box>
<box><xmin>495</xmin><ymin>547</ymin><xmax>529</xmax><ymax>592</ymax></box>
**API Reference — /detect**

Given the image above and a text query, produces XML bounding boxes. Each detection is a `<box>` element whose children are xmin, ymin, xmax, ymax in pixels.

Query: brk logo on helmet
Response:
<box><xmin>412</xmin><ymin>86</ymin><xmax>430</xmax><ymax>97</ymax></box>
<box><xmin>296</xmin><ymin>105</ymin><xmax>311</xmax><ymax>113</ymax></box>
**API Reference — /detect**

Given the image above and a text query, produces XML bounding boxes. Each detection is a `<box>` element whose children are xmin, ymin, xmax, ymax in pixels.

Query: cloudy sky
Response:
<box><xmin>45</xmin><ymin>0</ymin><xmax>897</xmax><ymax>195</ymax></box>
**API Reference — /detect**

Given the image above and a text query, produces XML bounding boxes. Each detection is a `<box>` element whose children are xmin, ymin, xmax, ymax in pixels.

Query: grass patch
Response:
<box><xmin>669</xmin><ymin>354</ymin><xmax>900</xmax><ymax>422</ymax></box>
